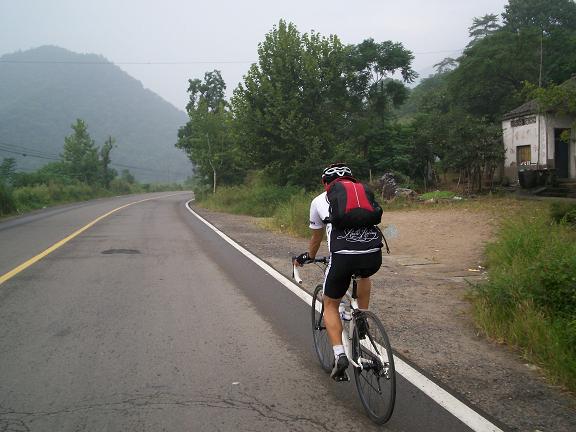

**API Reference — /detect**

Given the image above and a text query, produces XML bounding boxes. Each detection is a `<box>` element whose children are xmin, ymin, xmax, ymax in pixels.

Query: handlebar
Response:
<box><xmin>291</xmin><ymin>256</ymin><xmax>328</xmax><ymax>285</ymax></box>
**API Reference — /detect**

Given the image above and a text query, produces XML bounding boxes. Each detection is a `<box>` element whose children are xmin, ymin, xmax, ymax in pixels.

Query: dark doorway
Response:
<box><xmin>555</xmin><ymin>129</ymin><xmax>570</xmax><ymax>178</ymax></box>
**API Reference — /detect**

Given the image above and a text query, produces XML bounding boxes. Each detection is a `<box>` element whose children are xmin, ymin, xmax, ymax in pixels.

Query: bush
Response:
<box><xmin>148</xmin><ymin>183</ymin><xmax>184</xmax><ymax>192</ymax></box>
<box><xmin>13</xmin><ymin>184</ymin><xmax>51</xmax><ymax>210</ymax></box>
<box><xmin>271</xmin><ymin>190</ymin><xmax>317</xmax><ymax>237</ymax></box>
<box><xmin>473</xmin><ymin>212</ymin><xmax>576</xmax><ymax>390</ymax></box>
<box><xmin>110</xmin><ymin>178</ymin><xmax>139</xmax><ymax>195</ymax></box>
<box><xmin>550</xmin><ymin>201</ymin><xmax>576</xmax><ymax>225</ymax></box>
<box><xmin>199</xmin><ymin>184</ymin><xmax>301</xmax><ymax>217</ymax></box>
<box><xmin>12</xmin><ymin>183</ymin><xmax>108</xmax><ymax>211</ymax></box>
<box><xmin>0</xmin><ymin>182</ymin><xmax>17</xmax><ymax>216</ymax></box>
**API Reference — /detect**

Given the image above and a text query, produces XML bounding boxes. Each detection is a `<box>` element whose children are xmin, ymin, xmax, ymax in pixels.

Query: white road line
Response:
<box><xmin>185</xmin><ymin>201</ymin><xmax>504</xmax><ymax>432</ymax></box>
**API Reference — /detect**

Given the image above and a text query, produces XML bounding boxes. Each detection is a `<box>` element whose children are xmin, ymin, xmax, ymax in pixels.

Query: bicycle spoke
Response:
<box><xmin>312</xmin><ymin>285</ymin><xmax>333</xmax><ymax>373</ymax></box>
<box><xmin>352</xmin><ymin>311</ymin><xmax>396</xmax><ymax>424</ymax></box>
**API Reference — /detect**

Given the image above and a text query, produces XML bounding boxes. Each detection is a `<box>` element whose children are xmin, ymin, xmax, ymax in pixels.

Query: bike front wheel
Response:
<box><xmin>311</xmin><ymin>284</ymin><xmax>333</xmax><ymax>373</ymax></box>
<box><xmin>352</xmin><ymin>310</ymin><xmax>396</xmax><ymax>424</ymax></box>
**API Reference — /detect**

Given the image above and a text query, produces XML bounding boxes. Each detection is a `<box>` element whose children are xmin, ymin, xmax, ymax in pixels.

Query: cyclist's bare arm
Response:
<box><xmin>308</xmin><ymin>228</ymin><xmax>324</xmax><ymax>259</ymax></box>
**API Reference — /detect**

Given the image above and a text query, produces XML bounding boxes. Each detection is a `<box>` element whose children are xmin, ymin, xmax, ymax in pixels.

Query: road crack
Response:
<box><xmin>0</xmin><ymin>391</ymin><xmax>336</xmax><ymax>431</ymax></box>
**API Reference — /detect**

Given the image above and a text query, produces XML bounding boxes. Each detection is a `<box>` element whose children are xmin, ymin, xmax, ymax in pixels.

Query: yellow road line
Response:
<box><xmin>0</xmin><ymin>193</ymin><xmax>185</xmax><ymax>286</ymax></box>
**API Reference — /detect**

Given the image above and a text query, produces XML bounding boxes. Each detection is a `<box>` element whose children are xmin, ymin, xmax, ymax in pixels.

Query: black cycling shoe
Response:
<box><xmin>330</xmin><ymin>353</ymin><xmax>350</xmax><ymax>382</ymax></box>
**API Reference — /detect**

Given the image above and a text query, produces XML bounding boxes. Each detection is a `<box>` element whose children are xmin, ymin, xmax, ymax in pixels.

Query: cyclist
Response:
<box><xmin>294</xmin><ymin>163</ymin><xmax>383</xmax><ymax>381</ymax></box>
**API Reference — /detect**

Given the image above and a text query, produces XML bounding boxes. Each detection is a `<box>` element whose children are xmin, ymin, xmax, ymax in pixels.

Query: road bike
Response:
<box><xmin>292</xmin><ymin>257</ymin><xmax>396</xmax><ymax>424</ymax></box>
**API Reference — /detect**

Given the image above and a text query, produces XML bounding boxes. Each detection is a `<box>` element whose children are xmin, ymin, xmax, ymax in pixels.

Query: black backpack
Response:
<box><xmin>326</xmin><ymin>177</ymin><xmax>383</xmax><ymax>229</ymax></box>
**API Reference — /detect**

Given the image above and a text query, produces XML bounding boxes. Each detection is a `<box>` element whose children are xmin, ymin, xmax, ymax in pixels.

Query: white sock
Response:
<box><xmin>333</xmin><ymin>345</ymin><xmax>345</xmax><ymax>358</ymax></box>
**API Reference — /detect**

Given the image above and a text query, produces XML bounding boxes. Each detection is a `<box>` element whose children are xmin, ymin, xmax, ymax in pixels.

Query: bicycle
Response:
<box><xmin>292</xmin><ymin>256</ymin><xmax>396</xmax><ymax>424</ymax></box>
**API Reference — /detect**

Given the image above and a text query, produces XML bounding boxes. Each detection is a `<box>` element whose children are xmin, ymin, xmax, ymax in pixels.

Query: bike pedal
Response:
<box><xmin>332</xmin><ymin>372</ymin><xmax>350</xmax><ymax>382</ymax></box>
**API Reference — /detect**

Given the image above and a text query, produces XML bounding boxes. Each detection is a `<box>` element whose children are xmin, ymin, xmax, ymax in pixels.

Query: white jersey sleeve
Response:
<box><xmin>309</xmin><ymin>192</ymin><xmax>329</xmax><ymax>230</ymax></box>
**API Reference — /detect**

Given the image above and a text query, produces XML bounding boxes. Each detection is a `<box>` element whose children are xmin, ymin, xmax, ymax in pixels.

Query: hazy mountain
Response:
<box><xmin>0</xmin><ymin>46</ymin><xmax>192</xmax><ymax>182</ymax></box>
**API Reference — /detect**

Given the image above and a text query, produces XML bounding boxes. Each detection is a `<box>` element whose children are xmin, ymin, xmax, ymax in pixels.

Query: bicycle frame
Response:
<box><xmin>294</xmin><ymin>255</ymin><xmax>396</xmax><ymax>424</ymax></box>
<box><xmin>293</xmin><ymin>257</ymin><xmax>389</xmax><ymax>372</ymax></box>
<box><xmin>342</xmin><ymin>280</ymin><xmax>390</xmax><ymax>375</ymax></box>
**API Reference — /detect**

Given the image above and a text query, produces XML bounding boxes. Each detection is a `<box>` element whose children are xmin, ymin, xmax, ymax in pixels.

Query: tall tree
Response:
<box><xmin>185</xmin><ymin>70</ymin><xmax>227</xmax><ymax>113</ymax></box>
<box><xmin>0</xmin><ymin>157</ymin><xmax>16</xmax><ymax>185</ymax></box>
<box><xmin>503</xmin><ymin>0</ymin><xmax>576</xmax><ymax>85</ymax></box>
<box><xmin>467</xmin><ymin>14</ymin><xmax>501</xmax><ymax>46</ymax></box>
<box><xmin>232</xmin><ymin>20</ymin><xmax>349</xmax><ymax>187</ymax></box>
<box><xmin>99</xmin><ymin>136</ymin><xmax>116</xmax><ymax>188</ymax></box>
<box><xmin>503</xmin><ymin>0</ymin><xmax>576</xmax><ymax>33</ymax></box>
<box><xmin>433</xmin><ymin>57</ymin><xmax>458</xmax><ymax>74</ymax></box>
<box><xmin>231</xmin><ymin>20</ymin><xmax>415</xmax><ymax>187</ymax></box>
<box><xmin>337</xmin><ymin>39</ymin><xmax>415</xmax><ymax>179</ymax></box>
<box><xmin>62</xmin><ymin>119</ymin><xmax>99</xmax><ymax>184</ymax></box>
<box><xmin>177</xmin><ymin>70</ymin><xmax>241</xmax><ymax>191</ymax></box>
<box><xmin>448</xmin><ymin>0</ymin><xmax>576</xmax><ymax>121</ymax></box>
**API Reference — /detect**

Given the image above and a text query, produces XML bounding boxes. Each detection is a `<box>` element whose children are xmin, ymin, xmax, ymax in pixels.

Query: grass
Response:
<box><xmin>471</xmin><ymin>208</ymin><xmax>576</xmax><ymax>391</ymax></box>
<box><xmin>197</xmin><ymin>184</ymin><xmax>303</xmax><ymax>217</ymax></box>
<box><xmin>419</xmin><ymin>190</ymin><xmax>457</xmax><ymax>200</ymax></box>
<box><xmin>268</xmin><ymin>190</ymin><xmax>316</xmax><ymax>237</ymax></box>
<box><xmin>0</xmin><ymin>180</ymin><xmax>186</xmax><ymax>219</ymax></box>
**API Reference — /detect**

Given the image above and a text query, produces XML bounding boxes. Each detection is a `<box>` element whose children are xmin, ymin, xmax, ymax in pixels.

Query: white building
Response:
<box><xmin>502</xmin><ymin>94</ymin><xmax>575</xmax><ymax>184</ymax></box>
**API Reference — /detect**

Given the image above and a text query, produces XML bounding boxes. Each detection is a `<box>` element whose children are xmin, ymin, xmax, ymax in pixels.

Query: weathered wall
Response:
<box><xmin>503</xmin><ymin>113</ymin><xmax>575</xmax><ymax>180</ymax></box>
<box><xmin>502</xmin><ymin>115</ymin><xmax>541</xmax><ymax>181</ymax></box>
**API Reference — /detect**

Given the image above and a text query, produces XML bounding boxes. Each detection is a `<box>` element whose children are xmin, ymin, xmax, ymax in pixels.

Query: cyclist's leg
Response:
<box><xmin>355</xmin><ymin>251</ymin><xmax>382</xmax><ymax>310</ymax></box>
<box><xmin>323</xmin><ymin>294</ymin><xmax>343</xmax><ymax>346</ymax></box>
<box><xmin>356</xmin><ymin>277</ymin><xmax>372</xmax><ymax>310</ymax></box>
<box><xmin>323</xmin><ymin>254</ymin><xmax>354</xmax><ymax>380</ymax></box>
<box><xmin>322</xmin><ymin>254</ymin><xmax>352</xmax><ymax>347</ymax></box>
<box><xmin>323</xmin><ymin>294</ymin><xmax>349</xmax><ymax>380</ymax></box>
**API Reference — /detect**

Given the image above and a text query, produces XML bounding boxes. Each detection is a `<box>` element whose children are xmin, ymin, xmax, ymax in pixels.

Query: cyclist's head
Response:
<box><xmin>321</xmin><ymin>162</ymin><xmax>352</xmax><ymax>185</ymax></box>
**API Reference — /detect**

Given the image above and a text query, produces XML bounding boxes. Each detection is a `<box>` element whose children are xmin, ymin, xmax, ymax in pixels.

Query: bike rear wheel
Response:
<box><xmin>352</xmin><ymin>310</ymin><xmax>396</xmax><ymax>424</ymax></box>
<box><xmin>311</xmin><ymin>284</ymin><xmax>333</xmax><ymax>372</ymax></box>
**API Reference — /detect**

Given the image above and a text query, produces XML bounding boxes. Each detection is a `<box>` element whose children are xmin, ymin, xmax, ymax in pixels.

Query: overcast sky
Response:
<box><xmin>1</xmin><ymin>0</ymin><xmax>509</xmax><ymax>111</ymax></box>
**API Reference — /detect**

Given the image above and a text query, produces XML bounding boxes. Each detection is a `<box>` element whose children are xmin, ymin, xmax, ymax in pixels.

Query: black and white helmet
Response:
<box><xmin>322</xmin><ymin>163</ymin><xmax>353</xmax><ymax>184</ymax></box>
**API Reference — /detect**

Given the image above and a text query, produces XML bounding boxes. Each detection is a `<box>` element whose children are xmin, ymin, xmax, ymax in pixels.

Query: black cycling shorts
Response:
<box><xmin>323</xmin><ymin>251</ymin><xmax>382</xmax><ymax>299</ymax></box>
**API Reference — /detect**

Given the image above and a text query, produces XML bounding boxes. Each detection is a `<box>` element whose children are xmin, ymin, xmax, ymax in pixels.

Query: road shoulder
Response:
<box><xmin>191</xmin><ymin>205</ymin><xmax>576</xmax><ymax>432</ymax></box>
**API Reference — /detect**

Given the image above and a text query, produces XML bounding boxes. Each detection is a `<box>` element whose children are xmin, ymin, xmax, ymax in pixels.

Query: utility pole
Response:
<box><xmin>206</xmin><ymin>133</ymin><xmax>216</xmax><ymax>194</ymax></box>
<box><xmin>538</xmin><ymin>28</ymin><xmax>543</xmax><ymax>88</ymax></box>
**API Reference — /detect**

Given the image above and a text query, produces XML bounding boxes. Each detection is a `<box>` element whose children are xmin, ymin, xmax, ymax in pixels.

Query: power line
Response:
<box><xmin>0</xmin><ymin>141</ymin><xmax>61</xmax><ymax>158</ymax></box>
<box><xmin>0</xmin><ymin>60</ymin><xmax>254</xmax><ymax>65</ymax></box>
<box><xmin>0</xmin><ymin>141</ymin><xmax>191</xmax><ymax>176</ymax></box>
<box><xmin>413</xmin><ymin>48</ymin><xmax>464</xmax><ymax>55</ymax></box>
<box><xmin>0</xmin><ymin>48</ymin><xmax>466</xmax><ymax>66</ymax></box>
<box><xmin>0</xmin><ymin>145</ymin><xmax>60</xmax><ymax>161</ymax></box>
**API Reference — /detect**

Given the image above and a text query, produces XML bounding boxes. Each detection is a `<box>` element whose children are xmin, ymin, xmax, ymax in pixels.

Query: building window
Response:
<box><xmin>517</xmin><ymin>145</ymin><xmax>531</xmax><ymax>165</ymax></box>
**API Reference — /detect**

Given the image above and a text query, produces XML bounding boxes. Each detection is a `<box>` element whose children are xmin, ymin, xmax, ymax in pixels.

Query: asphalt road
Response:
<box><xmin>0</xmin><ymin>193</ymin><xmax>488</xmax><ymax>431</ymax></box>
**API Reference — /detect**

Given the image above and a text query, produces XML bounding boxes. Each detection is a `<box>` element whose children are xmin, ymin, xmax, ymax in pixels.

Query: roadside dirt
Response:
<box><xmin>192</xmin><ymin>205</ymin><xmax>576</xmax><ymax>431</ymax></box>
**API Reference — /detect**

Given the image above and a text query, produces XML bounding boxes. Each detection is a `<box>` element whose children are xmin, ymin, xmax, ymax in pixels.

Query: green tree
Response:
<box><xmin>448</xmin><ymin>29</ymin><xmax>540</xmax><ymax>121</ymax></box>
<box><xmin>0</xmin><ymin>157</ymin><xmax>16</xmax><ymax>185</ymax></box>
<box><xmin>120</xmin><ymin>169</ymin><xmax>135</xmax><ymax>184</ymax></box>
<box><xmin>185</xmin><ymin>70</ymin><xmax>227</xmax><ymax>113</ymax></box>
<box><xmin>528</xmin><ymin>78</ymin><xmax>576</xmax><ymax>141</ymax></box>
<box><xmin>231</xmin><ymin>20</ymin><xmax>415</xmax><ymax>187</ymax></box>
<box><xmin>503</xmin><ymin>0</ymin><xmax>576</xmax><ymax>33</ymax></box>
<box><xmin>449</xmin><ymin>0</ymin><xmax>576</xmax><ymax>121</ymax></box>
<box><xmin>232</xmin><ymin>20</ymin><xmax>349</xmax><ymax>187</ymax></box>
<box><xmin>177</xmin><ymin>70</ymin><xmax>241</xmax><ymax>191</ymax></box>
<box><xmin>99</xmin><ymin>136</ymin><xmax>116</xmax><ymax>188</ymax></box>
<box><xmin>341</xmin><ymin>39</ymin><xmax>416</xmax><ymax>177</ymax></box>
<box><xmin>467</xmin><ymin>14</ymin><xmax>501</xmax><ymax>46</ymax></box>
<box><xmin>503</xmin><ymin>0</ymin><xmax>576</xmax><ymax>85</ymax></box>
<box><xmin>433</xmin><ymin>57</ymin><xmax>458</xmax><ymax>74</ymax></box>
<box><xmin>62</xmin><ymin>119</ymin><xmax>99</xmax><ymax>184</ymax></box>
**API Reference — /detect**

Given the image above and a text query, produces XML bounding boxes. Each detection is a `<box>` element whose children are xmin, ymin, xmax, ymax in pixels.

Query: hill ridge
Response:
<box><xmin>0</xmin><ymin>46</ymin><xmax>191</xmax><ymax>182</ymax></box>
